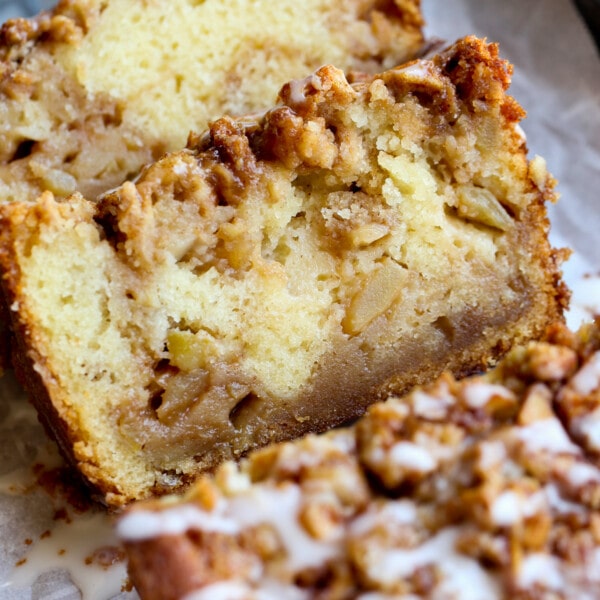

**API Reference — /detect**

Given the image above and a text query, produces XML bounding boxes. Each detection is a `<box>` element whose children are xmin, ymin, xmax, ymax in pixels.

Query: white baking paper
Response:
<box><xmin>0</xmin><ymin>0</ymin><xmax>599</xmax><ymax>598</ymax></box>
<box><xmin>424</xmin><ymin>0</ymin><xmax>600</xmax><ymax>329</ymax></box>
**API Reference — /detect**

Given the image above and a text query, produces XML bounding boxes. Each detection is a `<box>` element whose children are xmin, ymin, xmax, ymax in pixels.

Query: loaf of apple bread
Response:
<box><xmin>118</xmin><ymin>319</ymin><xmax>600</xmax><ymax>600</ymax></box>
<box><xmin>0</xmin><ymin>0</ymin><xmax>424</xmax><ymax>203</ymax></box>
<box><xmin>0</xmin><ymin>37</ymin><xmax>567</xmax><ymax>505</ymax></box>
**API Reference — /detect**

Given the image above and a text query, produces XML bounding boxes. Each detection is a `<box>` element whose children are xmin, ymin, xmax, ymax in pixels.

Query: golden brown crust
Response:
<box><xmin>0</xmin><ymin>195</ymin><xmax>119</xmax><ymax>502</ymax></box>
<box><xmin>0</xmin><ymin>37</ymin><xmax>567</xmax><ymax>506</ymax></box>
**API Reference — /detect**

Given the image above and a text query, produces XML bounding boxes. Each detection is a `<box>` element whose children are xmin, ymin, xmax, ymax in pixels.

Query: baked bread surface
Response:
<box><xmin>0</xmin><ymin>0</ymin><xmax>423</xmax><ymax>202</ymax></box>
<box><xmin>119</xmin><ymin>320</ymin><xmax>600</xmax><ymax>600</ymax></box>
<box><xmin>0</xmin><ymin>37</ymin><xmax>567</xmax><ymax>505</ymax></box>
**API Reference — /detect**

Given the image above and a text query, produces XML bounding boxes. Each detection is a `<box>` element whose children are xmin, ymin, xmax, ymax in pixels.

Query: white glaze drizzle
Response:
<box><xmin>516</xmin><ymin>550</ymin><xmax>600</xmax><ymax>598</ymax></box>
<box><xmin>544</xmin><ymin>483</ymin><xmax>586</xmax><ymax>515</ymax></box>
<box><xmin>349</xmin><ymin>499</ymin><xmax>418</xmax><ymax>538</ymax></box>
<box><xmin>273</xmin><ymin>431</ymin><xmax>355</xmax><ymax>474</ymax></box>
<box><xmin>362</xmin><ymin>527</ymin><xmax>501</xmax><ymax>599</ymax></box>
<box><xmin>228</xmin><ymin>484</ymin><xmax>341</xmax><ymax>573</ymax></box>
<box><xmin>411</xmin><ymin>390</ymin><xmax>451</xmax><ymax>419</ymax></box>
<box><xmin>118</xmin><ymin>482</ymin><xmax>341</xmax><ymax>575</ymax></box>
<box><xmin>476</xmin><ymin>440</ymin><xmax>507</xmax><ymax>471</ymax></box>
<box><xmin>490</xmin><ymin>489</ymin><xmax>546</xmax><ymax>526</ymax></box>
<box><xmin>564</xmin><ymin>460</ymin><xmax>600</xmax><ymax>487</ymax></box>
<box><xmin>571</xmin><ymin>351</ymin><xmax>600</xmax><ymax>395</ymax></box>
<box><xmin>182</xmin><ymin>579</ymin><xmax>309</xmax><ymax>600</ymax></box>
<box><xmin>517</xmin><ymin>553</ymin><xmax>563</xmax><ymax>589</ymax></box>
<box><xmin>388</xmin><ymin>441</ymin><xmax>437</xmax><ymax>472</ymax></box>
<box><xmin>462</xmin><ymin>382</ymin><xmax>515</xmax><ymax>409</ymax></box>
<box><xmin>4</xmin><ymin>510</ymin><xmax>129</xmax><ymax>600</ymax></box>
<box><xmin>514</xmin><ymin>417</ymin><xmax>580</xmax><ymax>455</ymax></box>
<box><xmin>118</xmin><ymin>503</ymin><xmax>239</xmax><ymax>540</ymax></box>
<box><xmin>0</xmin><ymin>371</ymin><xmax>132</xmax><ymax>600</ymax></box>
<box><xmin>574</xmin><ymin>407</ymin><xmax>600</xmax><ymax>452</ymax></box>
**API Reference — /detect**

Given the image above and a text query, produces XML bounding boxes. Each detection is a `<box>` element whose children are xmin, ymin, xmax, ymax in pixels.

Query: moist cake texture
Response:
<box><xmin>0</xmin><ymin>37</ymin><xmax>567</xmax><ymax>505</ymax></box>
<box><xmin>0</xmin><ymin>0</ymin><xmax>423</xmax><ymax>202</ymax></box>
<box><xmin>118</xmin><ymin>320</ymin><xmax>600</xmax><ymax>600</ymax></box>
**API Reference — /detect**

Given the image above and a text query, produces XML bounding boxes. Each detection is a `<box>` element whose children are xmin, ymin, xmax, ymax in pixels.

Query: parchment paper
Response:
<box><xmin>0</xmin><ymin>0</ymin><xmax>599</xmax><ymax>598</ymax></box>
<box><xmin>423</xmin><ymin>0</ymin><xmax>600</xmax><ymax>329</ymax></box>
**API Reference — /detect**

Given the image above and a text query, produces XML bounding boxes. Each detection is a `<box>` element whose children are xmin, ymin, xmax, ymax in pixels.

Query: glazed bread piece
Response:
<box><xmin>118</xmin><ymin>320</ymin><xmax>600</xmax><ymax>600</ymax></box>
<box><xmin>0</xmin><ymin>37</ymin><xmax>567</xmax><ymax>506</ymax></box>
<box><xmin>0</xmin><ymin>0</ymin><xmax>423</xmax><ymax>202</ymax></box>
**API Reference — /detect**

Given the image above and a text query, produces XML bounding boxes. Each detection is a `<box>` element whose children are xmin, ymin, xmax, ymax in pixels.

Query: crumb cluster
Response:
<box><xmin>121</xmin><ymin>321</ymin><xmax>600</xmax><ymax>599</ymax></box>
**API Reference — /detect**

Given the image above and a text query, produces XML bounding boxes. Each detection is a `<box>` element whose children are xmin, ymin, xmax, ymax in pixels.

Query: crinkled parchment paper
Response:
<box><xmin>0</xmin><ymin>0</ymin><xmax>599</xmax><ymax>598</ymax></box>
<box><xmin>423</xmin><ymin>0</ymin><xmax>600</xmax><ymax>328</ymax></box>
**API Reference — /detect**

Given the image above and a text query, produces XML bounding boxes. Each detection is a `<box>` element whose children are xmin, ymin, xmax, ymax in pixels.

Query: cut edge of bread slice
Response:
<box><xmin>0</xmin><ymin>36</ymin><xmax>569</xmax><ymax>506</ymax></box>
<box><xmin>0</xmin><ymin>0</ymin><xmax>424</xmax><ymax>204</ymax></box>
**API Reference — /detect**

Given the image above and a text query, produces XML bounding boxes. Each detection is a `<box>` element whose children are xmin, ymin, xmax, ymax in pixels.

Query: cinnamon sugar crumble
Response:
<box><xmin>0</xmin><ymin>36</ymin><xmax>565</xmax><ymax>506</ymax></box>
<box><xmin>120</xmin><ymin>319</ymin><xmax>600</xmax><ymax>598</ymax></box>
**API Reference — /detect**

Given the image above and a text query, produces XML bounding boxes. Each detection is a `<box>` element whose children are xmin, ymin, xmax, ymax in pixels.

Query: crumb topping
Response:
<box><xmin>120</xmin><ymin>320</ymin><xmax>600</xmax><ymax>599</ymax></box>
<box><xmin>0</xmin><ymin>36</ymin><xmax>566</xmax><ymax>505</ymax></box>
